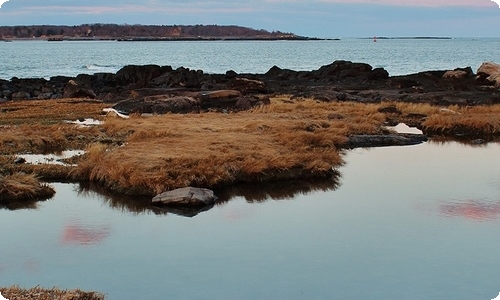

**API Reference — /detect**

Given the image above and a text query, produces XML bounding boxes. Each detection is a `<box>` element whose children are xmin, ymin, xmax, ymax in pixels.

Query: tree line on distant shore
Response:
<box><xmin>0</xmin><ymin>24</ymin><xmax>297</xmax><ymax>39</ymax></box>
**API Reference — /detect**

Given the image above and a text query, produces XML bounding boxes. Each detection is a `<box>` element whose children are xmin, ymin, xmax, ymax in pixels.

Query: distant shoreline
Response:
<box><xmin>2</xmin><ymin>36</ymin><xmax>335</xmax><ymax>42</ymax></box>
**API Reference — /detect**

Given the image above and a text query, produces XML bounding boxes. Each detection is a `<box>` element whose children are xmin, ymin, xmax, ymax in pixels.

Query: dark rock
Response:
<box><xmin>327</xmin><ymin>113</ymin><xmax>344</xmax><ymax>120</ymax></box>
<box><xmin>37</xmin><ymin>93</ymin><xmax>53</xmax><ymax>99</ymax></box>
<box><xmin>11</xmin><ymin>91</ymin><xmax>31</xmax><ymax>100</ymax></box>
<box><xmin>152</xmin><ymin>187</ymin><xmax>217</xmax><ymax>206</ymax></box>
<box><xmin>63</xmin><ymin>80</ymin><xmax>96</xmax><ymax>99</ymax></box>
<box><xmin>14</xmin><ymin>157</ymin><xmax>26</xmax><ymax>164</ymax></box>
<box><xmin>227</xmin><ymin>77</ymin><xmax>267</xmax><ymax>93</ymax></box>
<box><xmin>368</xmin><ymin>68</ymin><xmax>389</xmax><ymax>80</ymax></box>
<box><xmin>345</xmin><ymin>134</ymin><xmax>428</xmax><ymax>148</ymax></box>
<box><xmin>378</xmin><ymin>105</ymin><xmax>401</xmax><ymax>114</ymax></box>
<box><xmin>336</xmin><ymin>93</ymin><xmax>347</xmax><ymax>101</ymax></box>
<box><xmin>2</xmin><ymin>90</ymin><xmax>12</xmax><ymax>98</ymax></box>
<box><xmin>265</xmin><ymin>65</ymin><xmax>283</xmax><ymax>77</ymax></box>
<box><xmin>116</xmin><ymin>64</ymin><xmax>164</xmax><ymax>85</ymax></box>
<box><xmin>197</xmin><ymin>90</ymin><xmax>243</xmax><ymax>110</ymax></box>
<box><xmin>113</xmin><ymin>95</ymin><xmax>200</xmax><ymax>114</ymax></box>
<box><xmin>226</xmin><ymin>70</ymin><xmax>238</xmax><ymax>78</ymax></box>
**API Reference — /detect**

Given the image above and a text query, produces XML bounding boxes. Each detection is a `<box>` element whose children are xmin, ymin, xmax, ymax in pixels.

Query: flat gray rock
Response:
<box><xmin>152</xmin><ymin>187</ymin><xmax>217</xmax><ymax>206</ymax></box>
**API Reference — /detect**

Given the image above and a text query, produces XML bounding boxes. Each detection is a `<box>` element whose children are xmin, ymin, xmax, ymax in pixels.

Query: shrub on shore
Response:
<box><xmin>0</xmin><ymin>286</ymin><xmax>105</xmax><ymax>300</ymax></box>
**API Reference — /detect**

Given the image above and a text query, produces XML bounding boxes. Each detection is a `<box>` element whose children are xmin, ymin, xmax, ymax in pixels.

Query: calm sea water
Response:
<box><xmin>1</xmin><ymin>141</ymin><xmax>500</xmax><ymax>300</ymax></box>
<box><xmin>1</xmin><ymin>38</ymin><xmax>500</xmax><ymax>80</ymax></box>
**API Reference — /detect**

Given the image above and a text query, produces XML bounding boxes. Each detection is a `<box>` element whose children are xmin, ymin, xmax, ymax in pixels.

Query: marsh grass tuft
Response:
<box><xmin>0</xmin><ymin>173</ymin><xmax>55</xmax><ymax>202</ymax></box>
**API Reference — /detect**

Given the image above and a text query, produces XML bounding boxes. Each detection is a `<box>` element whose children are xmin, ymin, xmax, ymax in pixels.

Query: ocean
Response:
<box><xmin>1</xmin><ymin>38</ymin><xmax>500</xmax><ymax>80</ymax></box>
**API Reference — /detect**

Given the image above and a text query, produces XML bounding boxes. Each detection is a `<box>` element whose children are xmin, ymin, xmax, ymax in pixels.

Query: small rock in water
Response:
<box><xmin>471</xmin><ymin>139</ymin><xmax>486</xmax><ymax>144</ymax></box>
<box><xmin>152</xmin><ymin>187</ymin><xmax>217</xmax><ymax>206</ymax></box>
<box><xmin>14</xmin><ymin>157</ymin><xmax>26</xmax><ymax>164</ymax></box>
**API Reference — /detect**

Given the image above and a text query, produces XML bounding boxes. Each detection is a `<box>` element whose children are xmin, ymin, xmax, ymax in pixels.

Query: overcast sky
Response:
<box><xmin>0</xmin><ymin>0</ymin><xmax>499</xmax><ymax>37</ymax></box>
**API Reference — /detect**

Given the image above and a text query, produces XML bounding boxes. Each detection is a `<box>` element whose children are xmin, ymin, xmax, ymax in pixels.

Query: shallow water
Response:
<box><xmin>1</xmin><ymin>141</ymin><xmax>500</xmax><ymax>300</ymax></box>
<box><xmin>16</xmin><ymin>150</ymin><xmax>85</xmax><ymax>165</ymax></box>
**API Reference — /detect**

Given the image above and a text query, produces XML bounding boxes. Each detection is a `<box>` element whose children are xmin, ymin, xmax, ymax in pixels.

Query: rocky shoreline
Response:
<box><xmin>1</xmin><ymin>61</ymin><xmax>499</xmax><ymax>112</ymax></box>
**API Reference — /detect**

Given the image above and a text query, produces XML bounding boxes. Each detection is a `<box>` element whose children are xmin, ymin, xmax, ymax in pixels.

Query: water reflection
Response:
<box><xmin>151</xmin><ymin>203</ymin><xmax>215</xmax><ymax>218</ymax></box>
<box><xmin>16</xmin><ymin>150</ymin><xmax>85</xmax><ymax>165</ymax></box>
<box><xmin>428</xmin><ymin>137</ymin><xmax>500</xmax><ymax>146</ymax></box>
<box><xmin>76</xmin><ymin>171</ymin><xmax>342</xmax><ymax>217</ymax></box>
<box><xmin>439</xmin><ymin>199</ymin><xmax>500</xmax><ymax>221</ymax></box>
<box><xmin>215</xmin><ymin>171</ymin><xmax>342</xmax><ymax>203</ymax></box>
<box><xmin>61</xmin><ymin>223</ymin><xmax>111</xmax><ymax>246</ymax></box>
<box><xmin>0</xmin><ymin>200</ymin><xmax>40</xmax><ymax>211</ymax></box>
<box><xmin>76</xmin><ymin>182</ymin><xmax>152</xmax><ymax>214</ymax></box>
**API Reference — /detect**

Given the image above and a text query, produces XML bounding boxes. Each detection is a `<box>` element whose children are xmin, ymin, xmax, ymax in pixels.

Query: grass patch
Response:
<box><xmin>70</xmin><ymin>98</ymin><xmax>389</xmax><ymax>195</ymax></box>
<box><xmin>0</xmin><ymin>173</ymin><xmax>55</xmax><ymax>202</ymax></box>
<box><xmin>2</xmin><ymin>97</ymin><xmax>500</xmax><ymax>196</ymax></box>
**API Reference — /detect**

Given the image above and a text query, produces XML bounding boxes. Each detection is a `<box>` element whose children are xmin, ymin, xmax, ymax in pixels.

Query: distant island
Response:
<box><xmin>0</xmin><ymin>24</ymin><xmax>325</xmax><ymax>41</ymax></box>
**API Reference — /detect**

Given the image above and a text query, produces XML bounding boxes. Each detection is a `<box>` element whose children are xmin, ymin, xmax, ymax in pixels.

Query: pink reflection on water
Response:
<box><xmin>439</xmin><ymin>200</ymin><xmax>500</xmax><ymax>221</ymax></box>
<box><xmin>24</xmin><ymin>259</ymin><xmax>40</xmax><ymax>274</ymax></box>
<box><xmin>61</xmin><ymin>223</ymin><xmax>111</xmax><ymax>246</ymax></box>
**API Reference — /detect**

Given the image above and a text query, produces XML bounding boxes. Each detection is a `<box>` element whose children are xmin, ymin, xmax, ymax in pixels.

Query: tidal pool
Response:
<box><xmin>1</xmin><ymin>141</ymin><xmax>499</xmax><ymax>300</ymax></box>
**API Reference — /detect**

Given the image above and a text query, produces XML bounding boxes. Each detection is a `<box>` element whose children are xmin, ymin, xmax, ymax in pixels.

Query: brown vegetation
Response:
<box><xmin>0</xmin><ymin>173</ymin><xmax>54</xmax><ymax>202</ymax></box>
<box><xmin>0</xmin><ymin>286</ymin><xmax>105</xmax><ymax>300</ymax></box>
<box><xmin>1</xmin><ymin>97</ymin><xmax>500</xmax><ymax>198</ymax></box>
<box><xmin>387</xmin><ymin>103</ymin><xmax>500</xmax><ymax>136</ymax></box>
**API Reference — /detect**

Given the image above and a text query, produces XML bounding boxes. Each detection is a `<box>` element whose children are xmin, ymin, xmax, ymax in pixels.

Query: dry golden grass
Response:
<box><xmin>0</xmin><ymin>98</ymin><xmax>108</xmax><ymax>125</ymax></box>
<box><xmin>72</xmin><ymin>99</ymin><xmax>376</xmax><ymax>194</ymax></box>
<box><xmin>0</xmin><ymin>173</ymin><xmax>55</xmax><ymax>202</ymax></box>
<box><xmin>421</xmin><ymin>105</ymin><xmax>500</xmax><ymax>136</ymax></box>
<box><xmin>2</xmin><ymin>97</ymin><xmax>500</xmax><ymax>196</ymax></box>
<box><xmin>0</xmin><ymin>286</ymin><xmax>105</xmax><ymax>300</ymax></box>
<box><xmin>0</xmin><ymin>98</ymin><xmax>108</xmax><ymax>155</ymax></box>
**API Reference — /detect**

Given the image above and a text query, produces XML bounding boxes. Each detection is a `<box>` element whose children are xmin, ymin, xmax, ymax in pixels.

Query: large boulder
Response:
<box><xmin>477</xmin><ymin>62</ymin><xmax>500</xmax><ymax>87</ymax></box>
<box><xmin>152</xmin><ymin>187</ymin><xmax>217</xmax><ymax>206</ymax></box>
<box><xmin>227</xmin><ymin>77</ymin><xmax>267</xmax><ymax>93</ymax></box>
<box><xmin>63</xmin><ymin>80</ymin><xmax>96</xmax><ymax>99</ymax></box>
<box><xmin>197</xmin><ymin>90</ymin><xmax>242</xmax><ymax>110</ymax></box>
<box><xmin>443</xmin><ymin>68</ymin><xmax>472</xmax><ymax>80</ymax></box>
<box><xmin>113</xmin><ymin>95</ymin><xmax>200</xmax><ymax>114</ymax></box>
<box><xmin>477</xmin><ymin>62</ymin><xmax>500</xmax><ymax>77</ymax></box>
<box><xmin>314</xmin><ymin>60</ymin><xmax>373</xmax><ymax>80</ymax></box>
<box><xmin>116</xmin><ymin>64</ymin><xmax>166</xmax><ymax>85</ymax></box>
<box><xmin>11</xmin><ymin>91</ymin><xmax>31</xmax><ymax>100</ymax></box>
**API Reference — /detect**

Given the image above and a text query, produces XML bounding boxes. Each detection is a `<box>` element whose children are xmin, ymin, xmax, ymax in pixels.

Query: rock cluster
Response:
<box><xmin>2</xmin><ymin>60</ymin><xmax>500</xmax><ymax>112</ymax></box>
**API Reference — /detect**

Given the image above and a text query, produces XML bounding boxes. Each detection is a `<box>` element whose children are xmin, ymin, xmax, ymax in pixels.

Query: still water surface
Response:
<box><xmin>1</xmin><ymin>141</ymin><xmax>500</xmax><ymax>299</ymax></box>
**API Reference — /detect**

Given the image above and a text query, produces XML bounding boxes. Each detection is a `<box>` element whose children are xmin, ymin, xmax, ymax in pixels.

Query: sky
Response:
<box><xmin>0</xmin><ymin>0</ymin><xmax>499</xmax><ymax>37</ymax></box>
